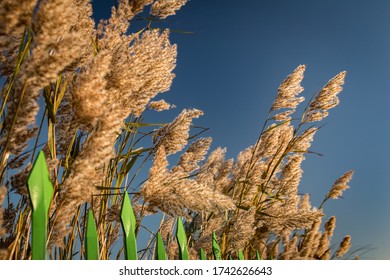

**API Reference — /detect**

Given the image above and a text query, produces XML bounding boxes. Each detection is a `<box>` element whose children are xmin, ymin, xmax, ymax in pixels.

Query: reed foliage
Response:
<box><xmin>0</xmin><ymin>0</ymin><xmax>353</xmax><ymax>260</ymax></box>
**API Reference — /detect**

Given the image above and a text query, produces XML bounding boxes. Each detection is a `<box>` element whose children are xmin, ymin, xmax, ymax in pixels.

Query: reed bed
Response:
<box><xmin>0</xmin><ymin>0</ymin><xmax>354</xmax><ymax>260</ymax></box>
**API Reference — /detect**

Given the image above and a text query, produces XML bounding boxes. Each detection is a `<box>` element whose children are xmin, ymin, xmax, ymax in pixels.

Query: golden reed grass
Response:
<box><xmin>0</xmin><ymin>0</ymin><xmax>354</xmax><ymax>259</ymax></box>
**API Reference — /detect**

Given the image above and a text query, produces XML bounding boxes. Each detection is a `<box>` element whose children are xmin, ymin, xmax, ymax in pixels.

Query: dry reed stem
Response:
<box><xmin>0</xmin><ymin>186</ymin><xmax>7</xmax><ymax>237</ymax></box>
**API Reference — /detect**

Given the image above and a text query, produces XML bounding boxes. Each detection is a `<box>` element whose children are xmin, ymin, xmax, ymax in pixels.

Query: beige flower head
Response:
<box><xmin>151</xmin><ymin>0</ymin><xmax>188</xmax><ymax>19</ymax></box>
<box><xmin>271</xmin><ymin>65</ymin><xmax>306</xmax><ymax>112</ymax></box>
<box><xmin>327</xmin><ymin>170</ymin><xmax>354</xmax><ymax>199</ymax></box>
<box><xmin>153</xmin><ymin>108</ymin><xmax>204</xmax><ymax>155</ymax></box>
<box><xmin>148</xmin><ymin>99</ymin><xmax>176</xmax><ymax>112</ymax></box>
<box><xmin>335</xmin><ymin>235</ymin><xmax>352</xmax><ymax>257</ymax></box>
<box><xmin>304</xmin><ymin>71</ymin><xmax>347</xmax><ymax>122</ymax></box>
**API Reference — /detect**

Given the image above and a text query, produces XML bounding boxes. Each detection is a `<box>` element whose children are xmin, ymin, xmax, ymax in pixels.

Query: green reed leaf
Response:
<box><xmin>27</xmin><ymin>151</ymin><xmax>54</xmax><ymax>260</ymax></box>
<box><xmin>212</xmin><ymin>232</ymin><xmax>222</xmax><ymax>260</ymax></box>
<box><xmin>256</xmin><ymin>250</ymin><xmax>261</xmax><ymax>260</ymax></box>
<box><xmin>176</xmin><ymin>217</ymin><xmax>188</xmax><ymax>260</ymax></box>
<box><xmin>155</xmin><ymin>232</ymin><xmax>167</xmax><ymax>260</ymax></box>
<box><xmin>86</xmin><ymin>209</ymin><xmax>99</xmax><ymax>260</ymax></box>
<box><xmin>200</xmin><ymin>248</ymin><xmax>207</xmax><ymax>260</ymax></box>
<box><xmin>238</xmin><ymin>250</ymin><xmax>245</xmax><ymax>260</ymax></box>
<box><xmin>121</xmin><ymin>191</ymin><xmax>137</xmax><ymax>260</ymax></box>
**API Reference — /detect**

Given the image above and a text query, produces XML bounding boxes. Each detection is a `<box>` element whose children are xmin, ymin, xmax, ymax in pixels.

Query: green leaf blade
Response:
<box><xmin>238</xmin><ymin>250</ymin><xmax>245</xmax><ymax>260</ymax></box>
<box><xmin>155</xmin><ymin>233</ymin><xmax>167</xmax><ymax>260</ymax></box>
<box><xmin>212</xmin><ymin>232</ymin><xmax>222</xmax><ymax>260</ymax></box>
<box><xmin>176</xmin><ymin>217</ymin><xmax>188</xmax><ymax>260</ymax></box>
<box><xmin>27</xmin><ymin>151</ymin><xmax>54</xmax><ymax>260</ymax></box>
<box><xmin>200</xmin><ymin>248</ymin><xmax>207</xmax><ymax>260</ymax></box>
<box><xmin>85</xmin><ymin>209</ymin><xmax>99</xmax><ymax>260</ymax></box>
<box><xmin>121</xmin><ymin>192</ymin><xmax>137</xmax><ymax>260</ymax></box>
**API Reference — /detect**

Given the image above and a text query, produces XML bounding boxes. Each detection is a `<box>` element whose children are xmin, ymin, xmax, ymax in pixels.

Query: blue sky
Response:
<box><xmin>93</xmin><ymin>0</ymin><xmax>390</xmax><ymax>259</ymax></box>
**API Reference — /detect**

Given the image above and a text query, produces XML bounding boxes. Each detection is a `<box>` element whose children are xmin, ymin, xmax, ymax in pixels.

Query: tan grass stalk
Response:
<box><xmin>0</xmin><ymin>186</ymin><xmax>7</xmax><ymax>237</ymax></box>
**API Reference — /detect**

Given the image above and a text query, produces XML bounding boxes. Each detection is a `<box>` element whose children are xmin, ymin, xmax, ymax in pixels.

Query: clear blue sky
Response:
<box><xmin>93</xmin><ymin>0</ymin><xmax>390</xmax><ymax>259</ymax></box>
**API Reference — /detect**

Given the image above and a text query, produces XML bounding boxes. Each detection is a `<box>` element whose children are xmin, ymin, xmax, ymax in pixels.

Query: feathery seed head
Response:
<box><xmin>151</xmin><ymin>0</ymin><xmax>188</xmax><ymax>19</ymax></box>
<box><xmin>291</xmin><ymin>127</ymin><xmax>317</xmax><ymax>152</ymax></box>
<box><xmin>327</xmin><ymin>170</ymin><xmax>354</xmax><ymax>199</ymax></box>
<box><xmin>176</xmin><ymin>137</ymin><xmax>213</xmax><ymax>173</ymax></box>
<box><xmin>154</xmin><ymin>108</ymin><xmax>203</xmax><ymax>155</ymax></box>
<box><xmin>324</xmin><ymin>216</ymin><xmax>336</xmax><ymax>236</ymax></box>
<box><xmin>141</xmin><ymin>143</ymin><xmax>235</xmax><ymax>218</ymax></box>
<box><xmin>70</xmin><ymin>50</ymin><xmax>112</xmax><ymax>130</ymax></box>
<box><xmin>279</xmin><ymin>154</ymin><xmax>304</xmax><ymax>196</ymax></box>
<box><xmin>299</xmin><ymin>193</ymin><xmax>311</xmax><ymax>212</ymax></box>
<box><xmin>148</xmin><ymin>99</ymin><xmax>176</xmax><ymax>111</ymax></box>
<box><xmin>335</xmin><ymin>235</ymin><xmax>352</xmax><ymax>257</ymax></box>
<box><xmin>271</xmin><ymin>65</ymin><xmax>306</xmax><ymax>112</ymax></box>
<box><xmin>0</xmin><ymin>0</ymin><xmax>36</xmax><ymax>75</ymax></box>
<box><xmin>27</xmin><ymin>0</ymin><xmax>93</xmax><ymax>88</ymax></box>
<box><xmin>105</xmin><ymin>29</ymin><xmax>177</xmax><ymax>117</ymax></box>
<box><xmin>304</xmin><ymin>71</ymin><xmax>347</xmax><ymax>123</ymax></box>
